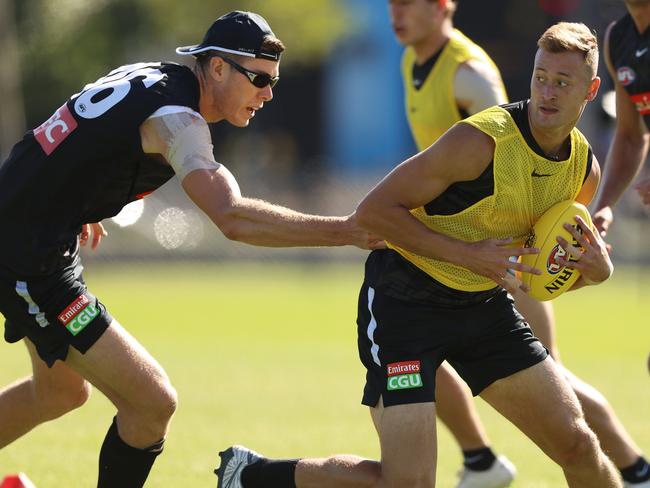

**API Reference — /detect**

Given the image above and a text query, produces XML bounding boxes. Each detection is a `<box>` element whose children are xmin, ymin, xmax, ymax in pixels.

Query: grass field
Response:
<box><xmin>1</xmin><ymin>262</ymin><xmax>648</xmax><ymax>487</ymax></box>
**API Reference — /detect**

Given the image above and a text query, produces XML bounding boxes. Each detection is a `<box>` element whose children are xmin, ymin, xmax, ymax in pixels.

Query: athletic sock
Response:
<box><xmin>462</xmin><ymin>447</ymin><xmax>497</xmax><ymax>472</ymax></box>
<box><xmin>97</xmin><ymin>417</ymin><xmax>165</xmax><ymax>488</ymax></box>
<box><xmin>620</xmin><ymin>456</ymin><xmax>650</xmax><ymax>483</ymax></box>
<box><xmin>241</xmin><ymin>458</ymin><xmax>298</xmax><ymax>488</ymax></box>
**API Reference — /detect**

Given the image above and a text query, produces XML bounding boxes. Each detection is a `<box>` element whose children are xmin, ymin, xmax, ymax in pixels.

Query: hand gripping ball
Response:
<box><xmin>520</xmin><ymin>200</ymin><xmax>592</xmax><ymax>301</ymax></box>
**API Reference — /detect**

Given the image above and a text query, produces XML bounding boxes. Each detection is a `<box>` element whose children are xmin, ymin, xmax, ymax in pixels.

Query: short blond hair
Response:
<box><xmin>537</xmin><ymin>22</ymin><xmax>598</xmax><ymax>77</ymax></box>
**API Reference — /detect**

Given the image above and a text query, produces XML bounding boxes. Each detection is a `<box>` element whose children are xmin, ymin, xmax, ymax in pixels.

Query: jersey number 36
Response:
<box><xmin>73</xmin><ymin>63</ymin><xmax>164</xmax><ymax>119</ymax></box>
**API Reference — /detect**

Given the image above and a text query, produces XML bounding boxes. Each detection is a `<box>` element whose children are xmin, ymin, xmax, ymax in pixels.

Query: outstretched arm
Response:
<box><xmin>140</xmin><ymin>108</ymin><xmax>383</xmax><ymax>249</ymax></box>
<box><xmin>182</xmin><ymin>167</ymin><xmax>380</xmax><ymax>248</ymax></box>
<box><xmin>593</xmin><ymin>22</ymin><xmax>650</xmax><ymax>235</ymax></box>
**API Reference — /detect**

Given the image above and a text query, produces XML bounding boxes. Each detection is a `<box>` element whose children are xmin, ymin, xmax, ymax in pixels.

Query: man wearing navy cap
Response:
<box><xmin>0</xmin><ymin>11</ymin><xmax>381</xmax><ymax>488</ymax></box>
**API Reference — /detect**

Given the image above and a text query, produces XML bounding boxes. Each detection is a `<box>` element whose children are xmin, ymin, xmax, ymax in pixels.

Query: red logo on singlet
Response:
<box><xmin>617</xmin><ymin>66</ymin><xmax>636</xmax><ymax>86</ymax></box>
<box><xmin>33</xmin><ymin>104</ymin><xmax>78</xmax><ymax>155</ymax></box>
<box><xmin>630</xmin><ymin>92</ymin><xmax>650</xmax><ymax>115</ymax></box>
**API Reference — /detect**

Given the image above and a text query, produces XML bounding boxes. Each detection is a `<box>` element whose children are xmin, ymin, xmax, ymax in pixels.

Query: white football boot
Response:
<box><xmin>215</xmin><ymin>445</ymin><xmax>264</xmax><ymax>488</ymax></box>
<box><xmin>455</xmin><ymin>455</ymin><xmax>516</xmax><ymax>488</ymax></box>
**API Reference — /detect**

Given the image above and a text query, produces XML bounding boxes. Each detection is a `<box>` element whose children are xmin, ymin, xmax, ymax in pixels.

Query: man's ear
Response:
<box><xmin>586</xmin><ymin>76</ymin><xmax>601</xmax><ymax>102</ymax></box>
<box><xmin>209</xmin><ymin>57</ymin><xmax>226</xmax><ymax>82</ymax></box>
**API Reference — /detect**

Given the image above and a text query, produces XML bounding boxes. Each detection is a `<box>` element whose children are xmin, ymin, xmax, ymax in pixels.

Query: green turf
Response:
<box><xmin>1</xmin><ymin>262</ymin><xmax>648</xmax><ymax>487</ymax></box>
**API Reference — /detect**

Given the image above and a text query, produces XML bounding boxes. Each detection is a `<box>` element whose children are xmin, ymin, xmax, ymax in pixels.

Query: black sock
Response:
<box><xmin>240</xmin><ymin>458</ymin><xmax>298</xmax><ymax>488</ymax></box>
<box><xmin>97</xmin><ymin>417</ymin><xmax>165</xmax><ymax>488</ymax></box>
<box><xmin>620</xmin><ymin>456</ymin><xmax>650</xmax><ymax>483</ymax></box>
<box><xmin>462</xmin><ymin>447</ymin><xmax>497</xmax><ymax>471</ymax></box>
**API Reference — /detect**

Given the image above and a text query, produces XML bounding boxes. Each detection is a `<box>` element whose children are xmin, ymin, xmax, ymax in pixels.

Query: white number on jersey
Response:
<box><xmin>73</xmin><ymin>63</ymin><xmax>165</xmax><ymax>119</ymax></box>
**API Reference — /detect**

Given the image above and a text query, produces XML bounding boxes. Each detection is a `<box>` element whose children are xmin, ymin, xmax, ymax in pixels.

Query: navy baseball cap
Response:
<box><xmin>176</xmin><ymin>11</ymin><xmax>280</xmax><ymax>61</ymax></box>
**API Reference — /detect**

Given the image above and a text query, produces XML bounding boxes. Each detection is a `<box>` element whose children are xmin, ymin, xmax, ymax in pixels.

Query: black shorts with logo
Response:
<box><xmin>357</xmin><ymin>250</ymin><xmax>548</xmax><ymax>407</ymax></box>
<box><xmin>0</xmin><ymin>242</ymin><xmax>112</xmax><ymax>367</ymax></box>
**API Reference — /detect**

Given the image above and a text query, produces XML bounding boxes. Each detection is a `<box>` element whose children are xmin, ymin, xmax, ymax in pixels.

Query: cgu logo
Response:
<box><xmin>66</xmin><ymin>304</ymin><xmax>99</xmax><ymax>336</ymax></box>
<box><xmin>387</xmin><ymin>374</ymin><xmax>423</xmax><ymax>391</ymax></box>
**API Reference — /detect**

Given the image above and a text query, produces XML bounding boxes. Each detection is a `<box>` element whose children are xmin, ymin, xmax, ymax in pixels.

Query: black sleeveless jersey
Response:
<box><xmin>609</xmin><ymin>13</ymin><xmax>650</xmax><ymax>126</ymax></box>
<box><xmin>0</xmin><ymin>62</ymin><xmax>200</xmax><ymax>274</ymax></box>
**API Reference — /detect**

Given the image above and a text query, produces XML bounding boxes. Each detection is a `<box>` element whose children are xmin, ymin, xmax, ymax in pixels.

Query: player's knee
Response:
<box><xmin>125</xmin><ymin>381</ymin><xmax>177</xmax><ymax>442</ymax></box>
<box><xmin>553</xmin><ymin>420</ymin><xmax>600</xmax><ymax>468</ymax></box>
<box><xmin>37</xmin><ymin>378</ymin><xmax>92</xmax><ymax>420</ymax></box>
<box><xmin>160</xmin><ymin>381</ymin><xmax>178</xmax><ymax>419</ymax></box>
<box><xmin>148</xmin><ymin>380</ymin><xmax>178</xmax><ymax>425</ymax></box>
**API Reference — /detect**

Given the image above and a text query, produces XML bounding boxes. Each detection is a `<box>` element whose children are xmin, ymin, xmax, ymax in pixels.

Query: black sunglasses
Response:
<box><xmin>222</xmin><ymin>57</ymin><xmax>279</xmax><ymax>88</ymax></box>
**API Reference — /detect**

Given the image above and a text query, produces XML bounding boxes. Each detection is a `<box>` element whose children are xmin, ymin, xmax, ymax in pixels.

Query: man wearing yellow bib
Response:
<box><xmin>348</xmin><ymin>20</ymin><xmax>618</xmax><ymax>488</ymax></box>
<box><xmin>215</xmin><ymin>22</ymin><xmax>622</xmax><ymax>488</ymax></box>
<box><xmin>395</xmin><ymin>2</ymin><xmax>650</xmax><ymax>487</ymax></box>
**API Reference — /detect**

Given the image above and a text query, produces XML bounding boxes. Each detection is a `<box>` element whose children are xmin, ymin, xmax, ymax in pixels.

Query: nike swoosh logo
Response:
<box><xmin>636</xmin><ymin>463</ymin><xmax>650</xmax><ymax>478</ymax></box>
<box><xmin>464</xmin><ymin>454</ymin><xmax>485</xmax><ymax>464</ymax></box>
<box><xmin>532</xmin><ymin>170</ymin><xmax>553</xmax><ymax>177</ymax></box>
<box><xmin>636</xmin><ymin>48</ymin><xmax>648</xmax><ymax>57</ymax></box>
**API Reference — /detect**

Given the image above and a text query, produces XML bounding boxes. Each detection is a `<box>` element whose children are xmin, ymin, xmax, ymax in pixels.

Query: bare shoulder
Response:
<box><xmin>456</xmin><ymin>59</ymin><xmax>501</xmax><ymax>84</ymax></box>
<box><xmin>455</xmin><ymin>59</ymin><xmax>507</xmax><ymax>113</ymax></box>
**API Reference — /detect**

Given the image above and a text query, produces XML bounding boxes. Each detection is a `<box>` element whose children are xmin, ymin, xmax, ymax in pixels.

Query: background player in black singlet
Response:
<box><xmin>591</xmin><ymin>2</ymin><xmax>650</xmax><ymax>485</ymax></box>
<box><xmin>0</xmin><ymin>11</ymin><xmax>381</xmax><ymax>488</ymax></box>
<box><xmin>594</xmin><ymin>0</ymin><xmax>650</xmax><ymax>228</ymax></box>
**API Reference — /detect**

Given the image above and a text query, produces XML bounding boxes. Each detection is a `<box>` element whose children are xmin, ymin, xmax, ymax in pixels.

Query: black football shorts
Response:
<box><xmin>357</xmin><ymin>280</ymin><xmax>548</xmax><ymax>408</ymax></box>
<box><xmin>0</xmin><ymin>249</ymin><xmax>112</xmax><ymax>367</ymax></box>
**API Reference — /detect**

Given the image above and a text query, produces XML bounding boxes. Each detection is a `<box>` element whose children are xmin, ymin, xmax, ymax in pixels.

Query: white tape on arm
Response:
<box><xmin>146</xmin><ymin>106</ymin><xmax>221</xmax><ymax>180</ymax></box>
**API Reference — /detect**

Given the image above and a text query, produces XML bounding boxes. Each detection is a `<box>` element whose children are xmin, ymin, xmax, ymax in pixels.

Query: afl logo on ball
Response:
<box><xmin>617</xmin><ymin>66</ymin><xmax>636</xmax><ymax>86</ymax></box>
<box><xmin>547</xmin><ymin>244</ymin><xmax>567</xmax><ymax>275</ymax></box>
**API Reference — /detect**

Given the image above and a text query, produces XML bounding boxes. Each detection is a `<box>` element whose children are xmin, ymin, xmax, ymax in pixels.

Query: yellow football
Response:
<box><xmin>520</xmin><ymin>200</ymin><xmax>593</xmax><ymax>301</ymax></box>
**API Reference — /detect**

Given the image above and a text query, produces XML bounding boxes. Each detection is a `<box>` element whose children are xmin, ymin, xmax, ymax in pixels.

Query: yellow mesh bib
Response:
<box><xmin>389</xmin><ymin>105</ymin><xmax>590</xmax><ymax>291</ymax></box>
<box><xmin>403</xmin><ymin>29</ymin><xmax>507</xmax><ymax>151</ymax></box>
